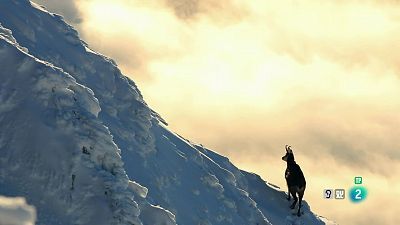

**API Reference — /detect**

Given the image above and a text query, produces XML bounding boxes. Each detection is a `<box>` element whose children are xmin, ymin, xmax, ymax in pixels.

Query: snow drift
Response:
<box><xmin>0</xmin><ymin>1</ymin><xmax>334</xmax><ymax>225</ymax></box>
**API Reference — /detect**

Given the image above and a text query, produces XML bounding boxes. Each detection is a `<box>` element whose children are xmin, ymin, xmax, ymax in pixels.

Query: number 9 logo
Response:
<box><xmin>349</xmin><ymin>186</ymin><xmax>367</xmax><ymax>203</ymax></box>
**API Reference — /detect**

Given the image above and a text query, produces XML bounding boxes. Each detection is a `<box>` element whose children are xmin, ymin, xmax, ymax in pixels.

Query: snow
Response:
<box><xmin>139</xmin><ymin>204</ymin><xmax>176</xmax><ymax>225</ymax></box>
<box><xmin>128</xmin><ymin>180</ymin><xmax>148</xmax><ymax>199</ymax></box>
<box><xmin>0</xmin><ymin>196</ymin><xmax>36</xmax><ymax>225</ymax></box>
<box><xmin>0</xmin><ymin>1</ymin><xmax>335</xmax><ymax>225</ymax></box>
<box><xmin>0</xmin><ymin>21</ymin><xmax>141</xmax><ymax>225</ymax></box>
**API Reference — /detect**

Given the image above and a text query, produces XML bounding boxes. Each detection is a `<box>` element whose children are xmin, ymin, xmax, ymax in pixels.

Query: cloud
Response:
<box><xmin>165</xmin><ymin>0</ymin><xmax>199</xmax><ymax>19</ymax></box>
<box><xmin>164</xmin><ymin>0</ymin><xmax>248</xmax><ymax>24</ymax></box>
<box><xmin>262</xmin><ymin>1</ymin><xmax>400</xmax><ymax>75</ymax></box>
<box><xmin>33</xmin><ymin>0</ymin><xmax>82</xmax><ymax>24</ymax></box>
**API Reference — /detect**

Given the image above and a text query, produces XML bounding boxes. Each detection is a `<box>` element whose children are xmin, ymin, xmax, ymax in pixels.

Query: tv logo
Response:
<box><xmin>349</xmin><ymin>186</ymin><xmax>367</xmax><ymax>203</ymax></box>
<box><xmin>354</xmin><ymin>176</ymin><xmax>362</xmax><ymax>184</ymax></box>
<box><xmin>323</xmin><ymin>189</ymin><xmax>334</xmax><ymax>199</ymax></box>
<box><xmin>324</xmin><ymin>176</ymin><xmax>367</xmax><ymax>202</ymax></box>
<box><xmin>334</xmin><ymin>189</ymin><xmax>345</xmax><ymax>199</ymax></box>
<box><xmin>323</xmin><ymin>189</ymin><xmax>345</xmax><ymax>199</ymax></box>
<box><xmin>350</xmin><ymin>176</ymin><xmax>367</xmax><ymax>203</ymax></box>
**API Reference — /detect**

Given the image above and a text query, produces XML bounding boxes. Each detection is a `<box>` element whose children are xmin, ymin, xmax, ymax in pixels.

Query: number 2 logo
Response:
<box><xmin>350</xmin><ymin>186</ymin><xmax>367</xmax><ymax>203</ymax></box>
<box><xmin>355</xmin><ymin>189</ymin><xmax>362</xmax><ymax>200</ymax></box>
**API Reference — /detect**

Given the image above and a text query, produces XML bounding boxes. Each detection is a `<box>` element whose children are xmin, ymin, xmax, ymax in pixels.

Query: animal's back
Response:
<box><xmin>287</xmin><ymin>163</ymin><xmax>306</xmax><ymax>188</ymax></box>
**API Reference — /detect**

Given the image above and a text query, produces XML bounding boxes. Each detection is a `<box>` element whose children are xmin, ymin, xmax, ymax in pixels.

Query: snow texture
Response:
<box><xmin>0</xmin><ymin>1</ymin><xmax>334</xmax><ymax>225</ymax></box>
<box><xmin>0</xmin><ymin>24</ymin><xmax>142</xmax><ymax>225</ymax></box>
<box><xmin>0</xmin><ymin>196</ymin><xmax>36</xmax><ymax>225</ymax></box>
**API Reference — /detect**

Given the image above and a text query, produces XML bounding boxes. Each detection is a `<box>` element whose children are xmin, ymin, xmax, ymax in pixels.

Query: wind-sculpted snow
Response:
<box><xmin>0</xmin><ymin>1</ymin><xmax>333</xmax><ymax>225</ymax></box>
<box><xmin>0</xmin><ymin>29</ymin><xmax>142</xmax><ymax>225</ymax></box>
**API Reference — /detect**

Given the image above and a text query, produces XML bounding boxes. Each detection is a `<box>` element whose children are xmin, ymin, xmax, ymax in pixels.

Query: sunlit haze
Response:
<box><xmin>35</xmin><ymin>0</ymin><xmax>400</xmax><ymax>224</ymax></box>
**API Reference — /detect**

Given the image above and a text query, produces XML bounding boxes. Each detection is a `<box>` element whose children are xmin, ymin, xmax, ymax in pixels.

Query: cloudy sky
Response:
<box><xmin>35</xmin><ymin>0</ymin><xmax>400</xmax><ymax>224</ymax></box>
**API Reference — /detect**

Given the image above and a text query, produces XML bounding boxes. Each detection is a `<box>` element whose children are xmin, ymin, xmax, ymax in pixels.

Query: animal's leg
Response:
<box><xmin>289</xmin><ymin>188</ymin><xmax>297</xmax><ymax>209</ymax></box>
<box><xmin>297</xmin><ymin>187</ymin><xmax>305</xmax><ymax>217</ymax></box>
<box><xmin>287</xmin><ymin>186</ymin><xmax>291</xmax><ymax>201</ymax></box>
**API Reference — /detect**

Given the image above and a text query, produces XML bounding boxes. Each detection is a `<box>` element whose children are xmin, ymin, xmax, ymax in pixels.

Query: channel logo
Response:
<box><xmin>323</xmin><ymin>176</ymin><xmax>368</xmax><ymax>203</ymax></box>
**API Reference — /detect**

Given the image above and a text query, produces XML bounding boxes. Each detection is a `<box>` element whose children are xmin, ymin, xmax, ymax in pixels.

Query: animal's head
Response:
<box><xmin>282</xmin><ymin>145</ymin><xmax>295</xmax><ymax>162</ymax></box>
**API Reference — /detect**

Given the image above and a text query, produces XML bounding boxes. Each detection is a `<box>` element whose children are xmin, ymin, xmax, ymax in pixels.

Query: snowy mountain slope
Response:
<box><xmin>0</xmin><ymin>2</ymin><xmax>176</xmax><ymax>225</ymax></box>
<box><xmin>0</xmin><ymin>28</ymin><xmax>143</xmax><ymax>225</ymax></box>
<box><xmin>196</xmin><ymin>146</ymin><xmax>331</xmax><ymax>225</ymax></box>
<box><xmin>0</xmin><ymin>1</ymin><xmax>333</xmax><ymax>225</ymax></box>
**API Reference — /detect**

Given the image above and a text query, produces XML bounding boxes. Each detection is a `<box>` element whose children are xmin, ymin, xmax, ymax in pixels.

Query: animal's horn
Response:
<box><xmin>285</xmin><ymin>145</ymin><xmax>289</xmax><ymax>151</ymax></box>
<box><xmin>287</xmin><ymin>146</ymin><xmax>292</xmax><ymax>152</ymax></box>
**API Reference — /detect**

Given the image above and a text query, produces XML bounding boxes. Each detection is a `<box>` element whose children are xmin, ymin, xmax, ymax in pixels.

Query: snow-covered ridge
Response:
<box><xmin>0</xmin><ymin>1</ymin><xmax>333</xmax><ymax>225</ymax></box>
<box><xmin>0</xmin><ymin>25</ymin><xmax>143</xmax><ymax>224</ymax></box>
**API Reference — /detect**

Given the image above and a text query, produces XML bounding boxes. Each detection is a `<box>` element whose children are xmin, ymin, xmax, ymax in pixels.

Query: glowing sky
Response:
<box><xmin>35</xmin><ymin>1</ymin><xmax>400</xmax><ymax>224</ymax></box>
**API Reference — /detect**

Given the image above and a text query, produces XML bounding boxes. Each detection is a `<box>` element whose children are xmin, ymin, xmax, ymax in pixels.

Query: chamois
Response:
<box><xmin>282</xmin><ymin>145</ymin><xmax>306</xmax><ymax>217</ymax></box>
